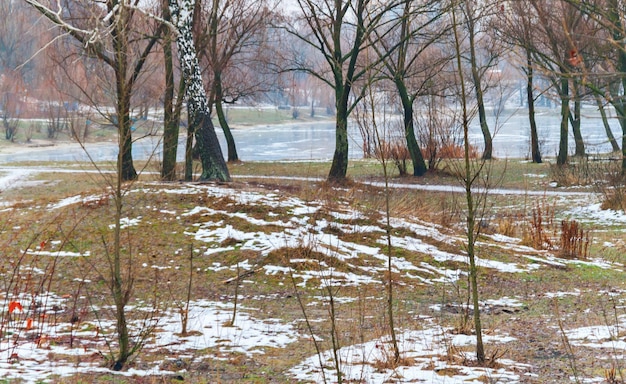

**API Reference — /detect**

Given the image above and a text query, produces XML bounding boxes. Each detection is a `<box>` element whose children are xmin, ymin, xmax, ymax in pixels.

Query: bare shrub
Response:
<box><xmin>494</xmin><ymin>212</ymin><xmax>523</xmax><ymax>238</ymax></box>
<box><xmin>44</xmin><ymin>101</ymin><xmax>68</xmax><ymax>140</ymax></box>
<box><xmin>591</xmin><ymin>159</ymin><xmax>626</xmax><ymax>212</ymax></box>
<box><xmin>416</xmin><ymin>95</ymin><xmax>472</xmax><ymax>171</ymax></box>
<box><xmin>559</xmin><ymin>220</ymin><xmax>590</xmax><ymax>259</ymax></box>
<box><xmin>0</xmin><ymin>72</ymin><xmax>24</xmax><ymax>142</ymax></box>
<box><xmin>514</xmin><ymin>201</ymin><xmax>591</xmax><ymax>259</ymax></box>
<box><xmin>551</xmin><ymin>156</ymin><xmax>626</xmax><ymax>212</ymax></box>
<box><xmin>520</xmin><ymin>200</ymin><xmax>556</xmax><ymax>250</ymax></box>
<box><xmin>549</xmin><ymin>156</ymin><xmax>595</xmax><ymax>187</ymax></box>
<box><xmin>68</xmin><ymin>112</ymin><xmax>90</xmax><ymax>142</ymax></box>
<box><xmin>2</xmin><ymin>116</ymin><xmax>18</xmax><ymax>142</ymax></box>
<box><xmin>373</xmin><ymin>139</ymin><xmax>410</xmax><ymax>176</ymax></box>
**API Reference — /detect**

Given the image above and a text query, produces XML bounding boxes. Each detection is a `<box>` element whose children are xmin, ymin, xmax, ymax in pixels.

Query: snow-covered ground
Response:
<box><xmin>1</xmin><ymin>168</ymin><xmax>626</xmax><ymax>382</ymax></box>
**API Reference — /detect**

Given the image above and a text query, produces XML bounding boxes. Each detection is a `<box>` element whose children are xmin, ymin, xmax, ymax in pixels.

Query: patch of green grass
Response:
<box><xmin>569</xmin><ymin>263</ymin><xmax>623</xmax><ymax>282</ymax></box>
<box><xmin>216</xmin><ymin>107</ymin><xmax>332</xmax><ymax>126</ymax></box>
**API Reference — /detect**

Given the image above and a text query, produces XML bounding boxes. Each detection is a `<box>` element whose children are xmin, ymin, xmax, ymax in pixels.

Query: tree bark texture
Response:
<box><xmin>570</xmin><ymin>80</ymin><xmax>584</xmax><ymax>157</ymax></box>
<box><xmin>161</xmin><ymin>0</ymin><xmax>180</xmax><ymax>181</ymax></box>
<box><xmin>170</xmin><ymin>0</ymin><xmax>230</xmax><ymax>182</ymax></box>
<box><xmin>557</xmin><ymin>75</ymin><xmax>569</xmax><ymax>166</ymax></box>
<box><xmin>214</xmin><ymin>71</ymin><xmax>239</xmax><ymax>162</ymax></box>
<box><xmin>111</xmin><ymin>3</ymin><xmax>137</xmax><ymax>181</ymax></box>
<box><xmin>396</xmin><ymin>81</ymin><xmax>427</xmax><ymax>176</ymax></box>
<box><xmin>328</xmin><ymin>89</ymin><xmax>349</xmax><ymax>182</ymax></box>
<box><xmin>526</xmin><ymin>51</ymin><xmax>542</xmax><ymax>163</ymax></box>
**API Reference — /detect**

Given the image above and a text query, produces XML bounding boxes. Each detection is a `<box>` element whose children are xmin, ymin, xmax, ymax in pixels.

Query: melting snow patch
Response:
<box><xmin>290</xmin><ymin>325</ymin><xmax>524</xmax><ymax>383</ymax></box>
<box><xmin>565</xmin><ymin>315</ymin><xmax>626</xmax><ymax>351</ymax></box>
<box><xmin>25</xmin><ymin>249</ymin><xmax>90</xmax><ymax>257</ymax></box>
<box><xmin>48</xmin><ymin>194</ymin><xmax>106</xmax><ymax>210</ymax></box>
<box><xmin>544</xmin><ymin>290</ymin><xmax>581</xmax><ymax>298</ymax></box>
<box><xmin>0</xmin><ymin>168</ymin><xmax>37</xmax><ymax>192</ymax></box>
<box><xmin>109</xmin><ymin>217</ymin><xmax>142</xmax><ymax>229</ymax></box>
<box><xmin>566</xmin><ymin>203</ymin><xmax>626</xmax><ymax>226</ymax></box>
<box><xmin>0</xmin><ymin>297</ymin><xmax>299</xmax><ymax>383</ymax></box>
<box><xmin>144</xmin><ymin>300</ymin><xmax>299</xmax><ymax>355</ymax></box>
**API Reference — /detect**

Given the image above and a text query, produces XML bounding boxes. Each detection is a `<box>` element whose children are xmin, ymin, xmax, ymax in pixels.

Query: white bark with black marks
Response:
<box><xmin>169</xmin><ymin>0</ymin><xmax>230</xmax><ymax>181</ymax></box>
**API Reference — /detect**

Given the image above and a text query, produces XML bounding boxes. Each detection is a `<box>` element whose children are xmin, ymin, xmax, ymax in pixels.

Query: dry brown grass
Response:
<box><xmin>0</xmin><ymin>160</ymin><xmax>625</xmax><ymax>383</ymax></box>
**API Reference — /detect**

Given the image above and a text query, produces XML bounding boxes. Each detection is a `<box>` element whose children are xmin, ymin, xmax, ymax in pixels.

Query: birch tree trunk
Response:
<box><xmin>170</xmin><ymin>0</ymin><xmax>230</xmax><ymax>182</ymax></box>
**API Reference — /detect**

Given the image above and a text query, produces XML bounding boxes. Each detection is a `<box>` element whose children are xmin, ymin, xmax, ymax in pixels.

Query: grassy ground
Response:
<box><xmin>0</xmin><ymin>157</ymin><xmax>625</xmax><ymax>383</ymax></box>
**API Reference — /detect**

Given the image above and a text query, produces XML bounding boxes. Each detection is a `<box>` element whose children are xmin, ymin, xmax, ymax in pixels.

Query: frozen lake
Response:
<box><xmin>482</xmin><ymin>107</ymin><xmax>622</xmax><ymax>159</ymax></box>
<box><xmin>0</xmin><ymin>106</ymin><xmax>621</xmax><ymax>163</ymax></box>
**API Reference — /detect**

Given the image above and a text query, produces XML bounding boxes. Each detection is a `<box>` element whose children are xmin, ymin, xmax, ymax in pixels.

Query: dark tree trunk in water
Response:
<box><xmin>170</xmin><ymin>0</ymin><xmax>230</xmax><ymax>182</ymax></box>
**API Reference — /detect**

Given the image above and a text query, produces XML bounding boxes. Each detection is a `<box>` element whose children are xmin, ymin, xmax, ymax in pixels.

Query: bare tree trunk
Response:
<box><xmin>112</xmin><ymin>8</ymin><xmax>137</xmax><ymax>181</ymax></box>
<box><xmin>161</xmin><ymin>0</ymin><xmax>180</xmax><ymax>181</ymax></box>
<box><xmin>214</xmin><ymin>72</ymin><xmax>239</xmax><ymax>162</ymax></box>
<box><xmin>184</xmin><ymin>112</ymin><xmax>195</xmax><ymax>181</ymax></box>
<box><xmin>111</xmin><ymin>183</ymin><xmax>131</xmax><ymax>370</ymax></box>
<box><xmin>594</xmin><ymin>94</ymin><xmax>620</xmax><ymax>153</ymax></box>
<box><xmin>396</xmin><ymin>82</ymin><xmax>427</xmax><ymax>176</ymax></box>
<box><xmin>466</xmin><ymin>6</ymin><xmax>492</xmax><ymax>161</ymax></box>
<box><xmin>170</xmin><ymin>0</ymin><xmax>230</xmax><ymax>182</ymax></box>
<box><xmin>453</xmin><ymin>3</ymin><xmax>484</xmax><ymax>363</ymax></box>
<box><xmin>606</xmin><ymin>0</ymin><xmax>626</xmax><ymax>174</ymax></box>
<box><xmin>557</xmin><ymin>76</ymin><xmax>570</xmax><ymax>166</ymax></box>
<box><xmin>526</xmin><ymin>50</ymin><xmax>542</xmax><ymax>163</ymax></box>
<box><xmin>328</xmin><ymin>88</ymin><xmax>350</xmax><ymax>182</ymax></box>
<box><xmin>570</xmin><ymin>79</ymin><xmax>584</xmax><ymax>157</ymax></box>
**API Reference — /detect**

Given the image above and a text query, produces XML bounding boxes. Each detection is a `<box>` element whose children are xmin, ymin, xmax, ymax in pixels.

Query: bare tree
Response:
<box><xmin>169</xmin><ymin>0</ymin><xmax>231</xmax><ymax>181</ymax></box>
<box><xmin>0</xmin><ymin>71</ymin><xmax>25</xmax><ymax>142</ymax></box>
<box><xmin>459</xmin><ymin>0</ymin><xmax>501</xmax><ymax>160</ymax></box>
<box><xmin>565</xmin><ymin>0</ymin><xmax>626</xmax><ymax>174</ymax></box>
<box><xmin>196</xmin><ymin>0</ymin><xmax>275</xmax><ymax>163</ymax></box>
<box><xmin>453</xmin><ymin>3</ymin><xmax>485</xmax><ymax>361</ymax></box>
<box><xmin>22</xmin><ymin>0</ymin><xmax>165</xmax><ymax>371</ymax></box>
<box><xmin>0</xmin><ymin>1</ymin><xmax>42</xmax><ymax>143</ymax></box>
<box><xmin>160</xmin><ymin>0</ymin><xmax>186</xmax><ymax>181</ymax></box>
<box><xmin>23</xmin><ymin>0</ymin><xmax>163</xmax><ymax>181</ymax></box>
<box><xmin>285</xmin><ymin>0</ymin><xmax>402</xmax><ymax>182</ymax></box>
<box><xmin>495</xmin><ymin>1</ymin><xmax>543</xmax><ymax>163</ymax></box>
<box><xmin>0</xmin><ymin>1</ymin><xmax>39</xmax><ymax>75</ymax></box>
<box><xmin>372</xmin><ymin>0</ymin><xmax>450</xmax><ymax>176</ymax></box>
<box><xmin>526</xmin><ymin>0</ymin><xmax>595</xmax><ymax>165</ymax></box>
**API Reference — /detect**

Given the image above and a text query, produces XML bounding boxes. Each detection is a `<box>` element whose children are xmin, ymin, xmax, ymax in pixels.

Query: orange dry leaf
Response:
<box><xmin>25</xmin><ymin>318</ymin><xmax>33</xmax><ymax>330</ymax></box>
<box><xmin>8</xmin><ymin>301</ymin><xmax>23</xmax><ymax>314</ymax></box>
